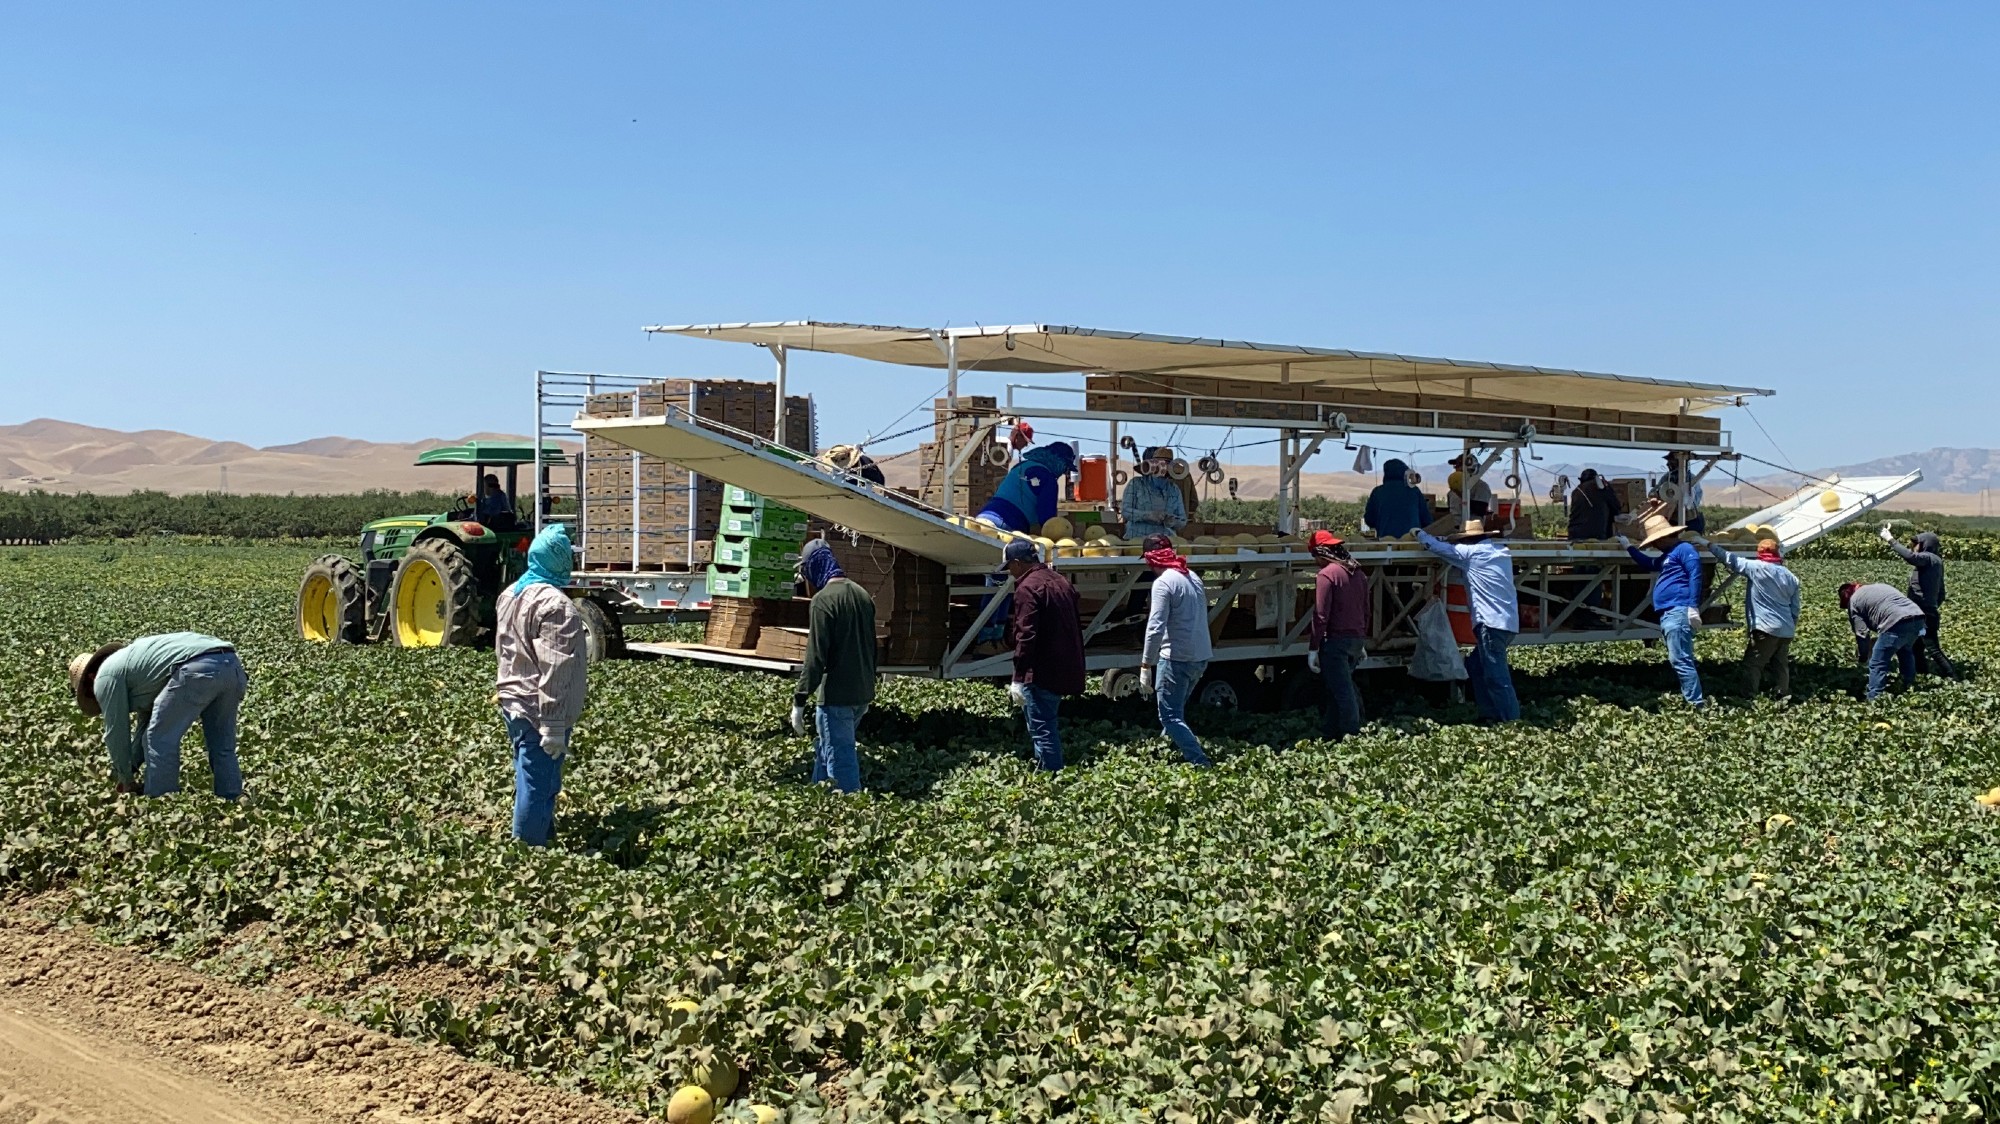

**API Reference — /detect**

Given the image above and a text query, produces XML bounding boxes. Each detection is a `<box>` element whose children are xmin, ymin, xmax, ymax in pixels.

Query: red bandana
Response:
<box><xmin>1143</xmin><ymin>546</ymin><xmax>1191</xmax><ymax>575</ymax></box>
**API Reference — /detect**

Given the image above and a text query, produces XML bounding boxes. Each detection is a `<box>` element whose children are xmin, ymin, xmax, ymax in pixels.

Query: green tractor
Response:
<box><xmin>297</xmin><ymin>442</ymin><xmax>595</xmax><ymax>650</ymax></box>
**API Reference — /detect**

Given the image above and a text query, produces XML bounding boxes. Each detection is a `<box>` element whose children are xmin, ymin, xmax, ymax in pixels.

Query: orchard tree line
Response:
<box><xmin>0</xmin><ymin>489</ymin><xmax>462</xmax><ymax>542</ymax></box>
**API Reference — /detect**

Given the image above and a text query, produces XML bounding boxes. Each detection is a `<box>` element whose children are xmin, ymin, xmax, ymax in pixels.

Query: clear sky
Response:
<box><xmin>2</xmin><ymin>2</ymin><xmax>1994</xmax><ymax>475</ymax></box>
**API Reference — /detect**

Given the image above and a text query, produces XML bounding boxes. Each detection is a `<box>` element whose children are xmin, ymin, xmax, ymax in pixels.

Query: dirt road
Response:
<box><xmin>0</xmin><ymin>911</ymin><xmax>646</xmax><ymax>1124</ymax></box>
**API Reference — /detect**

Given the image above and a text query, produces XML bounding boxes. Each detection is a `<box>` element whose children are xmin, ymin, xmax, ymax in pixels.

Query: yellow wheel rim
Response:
<box><xmin>300</xmin><ymin>573</ymin><xmax>338</xmax><ymax>642</ymax></box>
<box><xmin>395</xmin><ymin>558</ymin><xmax>448</xmax><ymax>646</ymax></box>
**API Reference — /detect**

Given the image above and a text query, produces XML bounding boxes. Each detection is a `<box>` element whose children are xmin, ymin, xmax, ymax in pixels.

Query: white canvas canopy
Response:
<box><xmin>645</xmin><ymin>321</ymin><xmax>1773</xmax><ymax>414</ymax></box>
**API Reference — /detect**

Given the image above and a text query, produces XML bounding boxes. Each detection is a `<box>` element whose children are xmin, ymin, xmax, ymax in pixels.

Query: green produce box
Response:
<box><xmin>720</xmin><ymin>507</ymin><xmax>809</xmax><ymax>541</ymax></box>
<box><xmin>706</xmin><ymin>565</ymin><xmax>797</xmax><ymax>601</ymax></box>
<box><xmin>724</xmin><ymin>484</ymin><xmax>808</xmax><ymax>514</ymax></box>
<box><xmin>713</xmin><ymin>536</ymin><xmax>803</xmax><ymax>571</ymax></box>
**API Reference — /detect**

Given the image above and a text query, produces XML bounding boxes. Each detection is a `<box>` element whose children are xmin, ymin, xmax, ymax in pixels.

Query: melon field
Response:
<box><xmin>2</xmin><ymin>541</ymin><xmax>1998</xmax><ymax>1122</ymax></box>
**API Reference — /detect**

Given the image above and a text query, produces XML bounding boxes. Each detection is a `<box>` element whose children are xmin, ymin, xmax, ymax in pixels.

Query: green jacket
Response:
<box><xmin>94</xmin><ymin>632</ymin><xmax>234</xmax><ymax>783</ymax></box>
<box><xmin>795</xmin><ymin>579</ymin><xmax>877</xmax><ymax>708</ymax></box>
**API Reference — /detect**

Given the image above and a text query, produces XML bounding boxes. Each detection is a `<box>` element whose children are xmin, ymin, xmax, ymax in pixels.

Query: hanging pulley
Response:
<box><xmin>1167</xmin><ymin>458</ymin><xmax>1192</xmax><ymax>481</ymax></box>
<box><xmin>1197</xmin><ymin>454</ymin><xmax>1224</xmax><ymax>484</ymax></box>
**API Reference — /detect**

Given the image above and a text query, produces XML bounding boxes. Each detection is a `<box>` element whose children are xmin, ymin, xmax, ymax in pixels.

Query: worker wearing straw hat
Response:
<box><xmin>1417</xmin><ymin>519</ymin><xmax>1520</xmax><ymax>724</ymax></box>
<box><xmin>1622</xmin><ymin>504</ymin><xmax>1707</xmax><ymax>708</ymax></box>
<box><xmin>1121</xmin><ymin>446</ymin><xmax>1188</xmax><ymax>542</ymax></box>
<box><xmin>68</xmin><ymin>632</ymin><xmax>246</xmax><ymax>798</ymax></box>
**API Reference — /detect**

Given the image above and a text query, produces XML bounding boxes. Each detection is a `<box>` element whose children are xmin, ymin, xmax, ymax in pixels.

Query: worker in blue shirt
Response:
<box><xmin>1622</xmin><ymin>511</ymin><xmax>1706</xmax><ymax>707</ymax></box>
<box><xmin>1363</xmin><ymin>458</ymin><xmax>1431</xmax><ymax>539</ymax></box>
<box><xmin>1121</xmin><ymin>446</ymin><xmax>1188</xmax><ymax>541</ymax></box>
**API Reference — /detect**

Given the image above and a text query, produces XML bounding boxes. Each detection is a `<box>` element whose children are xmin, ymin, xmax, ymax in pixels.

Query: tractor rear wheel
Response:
<box><xmin>298</xmin><ymin>555</ymin><xmax>368</xmax><ymax>644</ymax></box>
<box><xmin>391</xmin><ymin>540</ymin><xmax>482</xmax><ymax>648</ymax></box>
<box><xmin>575</xmin><ymin>597</ymin><xmax>626</xmax><ymax>662</ymax></box>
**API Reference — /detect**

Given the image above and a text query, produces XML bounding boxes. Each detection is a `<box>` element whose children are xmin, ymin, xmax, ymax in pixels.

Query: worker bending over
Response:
<box><xmin>1363</xmin><ymin>459</ymin><xmax>1429</xmax><ymax>540</ymax></box>
<box><xmin>1622</xmin><ymin>510</ymin><xmax>1706</xmax><ymax>708</ymax></box>
<box><xmin>792</xmin><ymin>539</ymin><xmax>878</xmax><ymax>792</ymax></box>
<box><xmin>495</xmin><ymin>522</ymin><xmax>587</xmax><ymax>846</ymax></box>
<box><xmin>1880</xmin><ymin>528</ymin><xmax>1956</xmax><ymax>678</ymax></box>
<box><xmin>1004</xmin><ymin>538</ymin><xmax>1085</xmax><ymax>771</ymax></box>
<box><xmin>825</xmin><ymin>444</ymin><xmax>887</xmax><ymax>486</ymax></box>
<box><xmin>1307</xmin><ymin>531</ymin><xmax>1370</xmax><ymax>741</ymax></box>
<box><xmin>1841</xmin><ymin>582</ymin><xmax>1927</xmax><ymax>702</ymax></box>
<box><xmin>1120</xmin><ymin>446</ymin><xmax>1188</xmax><ymax>542</ymax></box>
<box><xmin>1417</xmin><ymin>519</ymin><xmax>1520</xmax><ymax>724</ymax></box>
<box><xmin>976</xmin><ymin>442</ymin><xmax>1076</xmax><ymax>534</ymax></box>
<box><xmin>69</xmin><ymin>632</ymin><xmax>247</xmax><ymax>798</ymax></box>
<box><xmin>1706</xmin><ymin>536</ymin><xmax>1800</xmax><ymax>700</ymax></box>
<box><xmin>1139</xmin><ymin>533</ymin><xmax>1212</xmax><ymax>766</ymax></box>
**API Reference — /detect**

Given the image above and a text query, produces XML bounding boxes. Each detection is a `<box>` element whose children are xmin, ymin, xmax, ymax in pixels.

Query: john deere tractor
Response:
<box><xmin>297</xmin><ymin>442</ymin><xmax>577</xmax><ymax>650</ymax></box>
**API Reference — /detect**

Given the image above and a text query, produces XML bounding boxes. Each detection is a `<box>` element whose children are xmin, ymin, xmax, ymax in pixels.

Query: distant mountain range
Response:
<box><xmin>3</xmin><ymin>418</ymin><xmax>1993</xmax><ymax>516</ymax></box>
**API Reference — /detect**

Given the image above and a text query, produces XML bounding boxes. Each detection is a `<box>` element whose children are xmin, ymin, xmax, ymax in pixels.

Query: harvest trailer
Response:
<box><xmin>566</xmin><ymin>323</ymin><xmax>1916</xmax><ymax>707</ymax></box>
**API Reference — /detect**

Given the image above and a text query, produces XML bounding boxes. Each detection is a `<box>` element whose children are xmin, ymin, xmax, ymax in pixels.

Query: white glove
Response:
<box><xmin>540</xmin><ymin>728</ymin><xmax>569</xmax><ymax>756</ymax></box>
<box><xmin>1138</xmin><ymin>666</ymin><xmax>1155</xmax><ymax>697</ymax></box>
<box><xmin>1007</xmin><ymin>682</ymin><xmax>1026</xmax><ymax>708</ymax></box>
<box><xmin>789</xmin><ymin>705</ymin><xmax>807</xmax><ymax>736</ymax></box>
<box><xmin>1616</xmin><ymin>534</ymin><xmax>1632</xmax><ymax>548</ymax></box>
<box><xmin>1879</xmin><ymin>527</ymin><xmax>1896</xmax><ymax>544</ymax></box>
<box><xmin>1307</xmin><ymin>650</ymin><xmax>1321</xmax><ymax>674</ymax></box>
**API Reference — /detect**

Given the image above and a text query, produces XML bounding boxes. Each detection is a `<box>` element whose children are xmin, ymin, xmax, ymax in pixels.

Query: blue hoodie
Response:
<box><xmin>977</xmin><ymin>443</ymin><xmax>1075</xmax><ymax>533</ymax></box>
<box><xmin>510</xmin><ymin>523</ymin><xmax>574</xmax><ymax>596</ymax></box>
<box><xmin>1364</xmin><ymin>460</ymin><xmax>1430</xmax><ymax>539</ymax></box>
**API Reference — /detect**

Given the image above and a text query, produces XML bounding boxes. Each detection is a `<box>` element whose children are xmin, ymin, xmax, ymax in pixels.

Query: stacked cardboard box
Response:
<box><xmin>704</xmin><ymin>594</ymin><xmax>808</xmax><ymax>650</ymax></box>
<box><xmin>825</xmin><ymin>532</ymin><xmax>950</xmax><ymax>665</ymax></box>
<box><xmin>579</xmin><ymin>379</ymin><xmax>813</xmax><ymax>570</ymax></box>
<box><xmin>918</xmin><ymin>395</ymin><xmax>1008</xmax><ymax>509</ymax></box>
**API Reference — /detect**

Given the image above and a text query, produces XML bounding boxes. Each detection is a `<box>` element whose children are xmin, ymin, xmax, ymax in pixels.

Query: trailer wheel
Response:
<box><xmin>1193</xmin><ymin>665</ymin><xmax>1260</xmax><ymax>711</ymax></box>
<box><xmin>575</xmin><ymin>597</ymin><xmax>626</xmax><ymax>663</ymax></box>
<box><xmin>1101</xmin><ymin>668</ymin><xmax>1146</xmax><ymax>701</ymax></box>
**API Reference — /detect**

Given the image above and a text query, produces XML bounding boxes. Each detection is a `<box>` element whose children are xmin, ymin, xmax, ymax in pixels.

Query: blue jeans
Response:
<box><xmin>1154</xmin><ymin>659</ymin><xmax>1211</xmax><ymax>766</ymax></box>
<box><xmin>143</xmin><ymin>651</ymin><xmax>247</xmax><ymax>799</ymax></box>
<box><xmin>812</xmin><ymin>704</ymin><xmax>866</xmax><ymax>793</ymax></box>
<box><xmin>1319</xmin><ymin>636</ymin><xmax>1365</xmax><ymax>739</ymax></box>
<box><xmin>1467</xmin><ymin>625</ymin><xmax>1519</xmax><ymax>723</ymax></box>
<box><xmin>1021</xmin><ymin>684</ymin><xmax>1063</xmax><ymax>771</ymax></box>
<box><xmin>503</xmin><ymin>713</ymin><xmax>564</xmax><ymax>846</ymax></box>
<box><xmin>1867</xmin><ymin>618</ymin><xmax>1924</xmax><ymax>700</ymax></box>
<box><xmin>1659</xmin><ymin>605</ymin><xmax>1706</xmax><ymax>707</ymax></box>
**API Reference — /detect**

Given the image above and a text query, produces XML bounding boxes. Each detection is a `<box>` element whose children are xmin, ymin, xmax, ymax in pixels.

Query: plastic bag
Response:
<box><xmin>1408</xmin><ymin>600</ymin><xmax>1468</xmax><ymax>682</ymax></box>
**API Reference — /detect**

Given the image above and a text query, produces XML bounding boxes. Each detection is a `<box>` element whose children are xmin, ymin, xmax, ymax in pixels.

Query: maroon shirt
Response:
<box><xmin>1010</xmin><ymin>563</ymin><xmax>1087</xmax><ymax>695</ymax></box>
<box><xmin>1311</xmin><ymin>560</ymin><xmax>1371</xmax><ymax>646</ymax></box>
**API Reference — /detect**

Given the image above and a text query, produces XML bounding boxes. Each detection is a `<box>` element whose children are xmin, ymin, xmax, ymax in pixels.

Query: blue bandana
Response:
<box><xmin>509</xmin><ymin>523</ymin><xmax>573</xmax><ymax>596</ymax></box>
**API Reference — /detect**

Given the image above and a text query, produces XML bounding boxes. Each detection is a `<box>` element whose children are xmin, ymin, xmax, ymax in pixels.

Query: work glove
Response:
<box><xmin>1878</xmin><ymin>527</ymin><xmax>1896</xmax><ymax>544</ymax></box>
<box><xmin>789</xmin><ymin>705</ymin><xmax>807</xmax><ymax>736</ymax></box>
<box><xmin>1138</xmin><ymin>666</ymin><xmax>1155</xmax><ymax>698</ymax></box>
<box><xmin>540</xmin><ymin>728</ymin><xmax>569</xmax><ymax>757</ymax></box>
<box><xmin>1615</xmin><ymin>534</ymin><xmax>1632</xmax><ymax>548</ymax></box>
<box><xmin>1007</xmin><ymin>682</ymin><xmax>1026</xmax><ymax>708</ymax></box>
<box><xmin>1307</xmin><ymin>650</ymin><xmax>1321</xmax><ymax>674</ymax></box>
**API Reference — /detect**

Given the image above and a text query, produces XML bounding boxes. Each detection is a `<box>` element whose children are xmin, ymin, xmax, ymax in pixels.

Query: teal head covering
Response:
<box><xmin>510</xmin><ymin>523</ymin><xmax>574</xmax><ymax>596</ymax></box>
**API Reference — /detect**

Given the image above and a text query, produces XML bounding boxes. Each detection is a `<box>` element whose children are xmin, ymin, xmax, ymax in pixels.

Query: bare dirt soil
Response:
<box><xmin>0</xmin><ymin>911</ymin><xmax>646</xmax><ymax>1124</ymax></box>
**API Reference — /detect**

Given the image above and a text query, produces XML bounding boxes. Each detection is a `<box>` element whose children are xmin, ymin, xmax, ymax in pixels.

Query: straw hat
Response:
<box><xmin>1632</xmin><ymin>502</ymin><xmax>1689</xmax><ymax>550</ymax></box>
<box><xmin>1448</xmin><ymin>519</ymin><xmax>1503</xmax><ymax>543</ymax></box>
<box><xmin>66</xmin><ymin>642</ymin><xmax>125</xmax><ymax>716</ymax></box>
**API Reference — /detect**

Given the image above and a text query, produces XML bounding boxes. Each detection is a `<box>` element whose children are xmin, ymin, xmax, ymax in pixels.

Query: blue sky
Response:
<box><xmin>1</xmin><ymin>2</ymin><xmax>1994</xmax><ymax>475</ymax></box>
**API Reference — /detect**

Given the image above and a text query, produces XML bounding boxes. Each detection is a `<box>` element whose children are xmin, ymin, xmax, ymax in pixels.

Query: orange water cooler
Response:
<box><xmin>1076</xmin><ymin>455</ymin><xmax>1110</xmax><ymax>503</ymax></box>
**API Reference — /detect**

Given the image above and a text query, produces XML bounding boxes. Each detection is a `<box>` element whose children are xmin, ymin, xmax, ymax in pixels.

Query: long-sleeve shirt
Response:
<box><xmin>1364</xmin><ymin>481</ymin><xmax>1430</xmax><ymax>539</ymax></box>
<box><xmin>93</xmin><ymin>632</ymin><xmax>235</xmax><ymax>784</ymax></box>
<box><xmin>1120</xmin><ymin>474</ymin><xmax>1187</xmax><ymax>541</ymax></box>
<box><xmin>1708</xmin><ymin>545</ymin><xmax>1800</xmax><ymax>639</ymax></box>
<box><xmin>1887</xmin><ymin>539</ymin><xmax>1946</xmax><ymax>609</ymax></box>
<box><xmin>496</xmin><ymin>583</ymin><xmax>588</xmax><ymax>739</ymax></box>
<box><xmin>1010</xmin><ymin>563</ymin><xmax>1086</xmax><ymax>694</ymax></box>
<box><xmin>797</xmin><ymin>578</ymin><xmax>878</xmax><ymax>707</ymax></box>
<box><xmin>1846</xmin><ymin>583</ymin><xmax>1924</xmax><ymax>639</ymax></box>
<box><xmin>1417</xmin><ymin>532</ymin><xmax>1520</xmax><ymax>633</ymax></box>
<box><xmin>1626</xmin><ymin>541</ymin><xmax>1703</xmax><ymax>612</ymax></box>
<box><xmin>1311</xmin><ymin>561</ymin><xmax>1371</xmax><ymax>646</ymax></box>
<box><xmin>1142</xmin><ymin>568</ymin><xmax>1213</xmax><ymax>665</ymax></box>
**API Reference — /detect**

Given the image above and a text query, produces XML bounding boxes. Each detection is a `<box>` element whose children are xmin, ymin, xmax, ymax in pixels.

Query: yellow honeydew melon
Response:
<box><xmin>750</xmin><ymin>1108</ymin><xmax>783</xmax><ymax>1124</ymax></box>
<box><xmin>694</xmin><ymin>1055</ymin><xmax>740</xmax><ymax>1099</ymax></box>
<box><xmin>1082</xmin><ymin>523</ymin><xmax>1111</xmax><ymax>541</ymax></box>
<box><xmin>1818</xmin><ymin>490</ymin><xmax>1842</xmax><ymax>512</ymax></box>
<box><xmin>1041</xmin><ymin>516</ymin><xmax>1075</xmax><ymax>539</ymax></box>
<box><xmin>1055</xmin><ymin>538</ymin><xmax>1081</xmax><ymax>558</ymax></box>
<box><xmin>666</xmin><ymin>1085</ymin><xmax>715</xmax><ymax>1124</ymax></box>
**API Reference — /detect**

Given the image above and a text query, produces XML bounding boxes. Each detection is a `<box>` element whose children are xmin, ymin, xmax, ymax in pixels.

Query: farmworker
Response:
<box><xmin>1004</xmin><ymin>538</ymin><xmax>1085</xmax><ymax>771</ymax></box>
<box><xmin>67</xmin><ymin>632</ymin><xmax>247</xmax><ymax>798</ymax></box>
<box><xmin>495</xmin><ymin>522</ymin><xmax>586</xmax><ymax>847</ymax></box>
<box><xmin>1840</xmin><ymin>581</ymin><xmax>1927</xmax><ymax>702</ymax></box>
<box><xmin>1307</xmin><ymin>530</ymin><xmax>1370</xmax><ymax>740</ymax></box>
<box><xmin>1139</xmin><ymin>533</ymin><xmax>1213</xmax><ymax>767</ymax></box>
<box><xmin>1621</xmin><ymin>510</ymin><xmax>1706</xmax><ymax>708</ymax></box>
<box><xmin>825</xmin><ymin>443</ymin><xmax>887</xmax><ymax>486</ymax></box>
<box><xmin>1362</xmin><ymin>458</ymin><xmax>1429</xmax><ymax>539</ymax></box>
<box><xmin>792</xmin><ymin>539</ymin><xmax>878</xmax><ymax>793</ymax></box>
<box><xmin>1120</xmin><ymin>446</ymin><xmax>1188</xmax><ymax>541</ymax></box>
<box><xmin>1705</xmin><ymin>536</ymin><xmax>1801</xmax><ymax>699</ymax></box>
<box><xmin>476</xmin><ymin>473</ymin><xmax>515</xmax><ymax>526</ymax></box>
<box><xmin>1879</xmin><ymin>528</ymin><xmax>1957</xmax><ymax>678</ymax></box>
<box><xmin>975</xmin><ymin>441</ymin><xmax>1077</xmax><ymax>534</ymax></box>
<box><xmin>1565</xmin><ymin>469</ymin><xmax>1622</xmax><ymax>541</ymax></box>
<box><xmin>1446</xmin><ymin>455</ymin><xmax>1493</xmax><ymax>521</ymax></box>
<box><xmin>1417</xmin><ymin>520</ymin><xmax>1521</xmax><ymax>723</ymax></box>
<box><xmin>1653</xmin><ymin>452</ymin><xmax>1706</xmax><ymax>533</ymax></box>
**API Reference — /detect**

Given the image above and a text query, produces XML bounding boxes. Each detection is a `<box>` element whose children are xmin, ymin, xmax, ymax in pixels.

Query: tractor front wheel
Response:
<box><xmin>390</xmin><ymin>540</ymin><xmax>482</xmax><ymax>648</ymax></box>
<box><xmin>298</xmin><ymin>555</ymin><xmax>368</xmax><ymax>644</ymax></box>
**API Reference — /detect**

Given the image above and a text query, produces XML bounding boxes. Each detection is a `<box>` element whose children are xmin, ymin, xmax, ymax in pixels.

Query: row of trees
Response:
<box><xmin>0</xmin><ymin>490</ymin><xmax>461</xmax><ymax>542</ymax></box>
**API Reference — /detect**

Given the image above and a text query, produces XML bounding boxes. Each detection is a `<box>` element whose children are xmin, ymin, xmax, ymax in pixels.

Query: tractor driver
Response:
<box><xmin>477</xmin><ymin>473</ymin><xmax>517</xmax><ymax>529</ymax></box>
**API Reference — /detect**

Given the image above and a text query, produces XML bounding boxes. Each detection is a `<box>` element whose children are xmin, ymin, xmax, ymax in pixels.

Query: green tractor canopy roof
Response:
<box><xmin>414</xmin><ymin>441</ymin><xmax>570</xmax><ymax>467</ymax></box>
